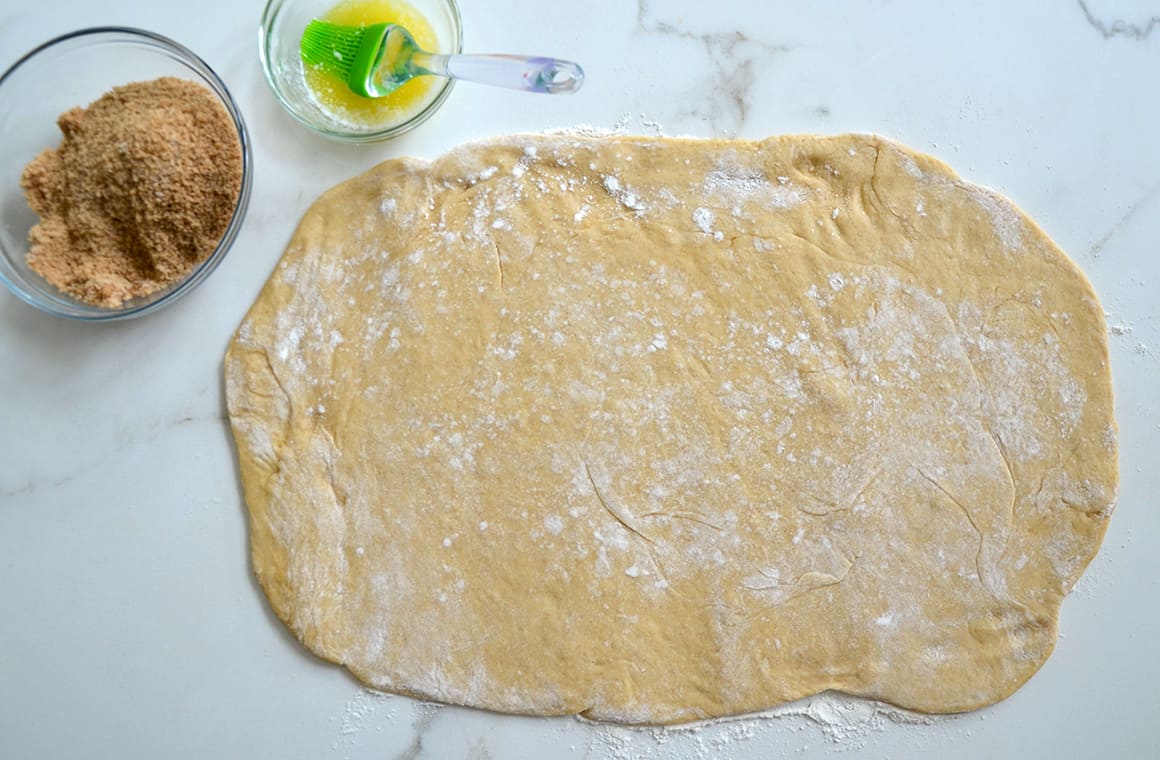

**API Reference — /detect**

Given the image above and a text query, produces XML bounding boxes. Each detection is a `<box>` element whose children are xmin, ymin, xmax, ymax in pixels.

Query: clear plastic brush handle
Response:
<box><xmin>410</xmin><ymin>52</ymin><xmax>584</xmax><ymax>94</ymax></box>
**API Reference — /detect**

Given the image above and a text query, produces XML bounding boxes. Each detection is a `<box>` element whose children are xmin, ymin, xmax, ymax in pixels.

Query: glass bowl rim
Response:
<box><xmin>258</xmin><ymin>0</ymin><xmax>464</xmax><ymax>143</ymax></box>
<box><xmin>0</xmin><ymin>26</ymin><xmax>255</xmax><ymax>321</ymax></box>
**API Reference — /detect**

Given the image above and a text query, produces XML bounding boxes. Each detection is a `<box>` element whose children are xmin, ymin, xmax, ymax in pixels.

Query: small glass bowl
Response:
<box><xmin>0</xmin><ymin>27</ymin><xmax>253</xmax><ymax>321</ymax></box>
<box><xmin>260</xmin><ymin>0</ymin><xmax>463</xmax><ymax>142</ymax></box>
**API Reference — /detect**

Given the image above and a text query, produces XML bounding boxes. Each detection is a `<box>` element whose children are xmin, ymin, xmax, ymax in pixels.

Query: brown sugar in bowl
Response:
<box><xmin>0</xmin><ymin>28</ymin><xmax>253</xmax><ymax>321</ymax></box>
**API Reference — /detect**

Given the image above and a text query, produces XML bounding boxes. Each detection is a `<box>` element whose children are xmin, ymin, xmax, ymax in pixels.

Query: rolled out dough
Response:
<box><xmin>225</xmin><ymin>134</ymin><xmax>1117</xmax><ymax>724</ymax></box>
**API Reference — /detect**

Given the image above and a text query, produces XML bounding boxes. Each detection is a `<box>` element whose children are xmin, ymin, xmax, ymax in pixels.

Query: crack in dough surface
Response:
<box><xmin>225</xmin><ymin>133</ymin><xmax>1117</xmax><ymax>724</ymax></box>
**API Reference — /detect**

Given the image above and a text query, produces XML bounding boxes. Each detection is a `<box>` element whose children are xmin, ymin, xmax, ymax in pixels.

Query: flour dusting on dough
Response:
<box><xmin>703</xmin><ymin>163</ymin><xmax>805</xmax><ymax>209</ymax></box>
<box><xmin>967</xmin><ymin>187</ymin><xmax>1025</xmax><ymax>252</ymax></box>
<box><xmin>225</xmin><ymin>133</ymin><xmax>1117</xmax><ymax>726</ymax></box>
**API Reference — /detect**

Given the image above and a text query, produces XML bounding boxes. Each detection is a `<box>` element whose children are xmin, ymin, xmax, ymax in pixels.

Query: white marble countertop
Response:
<box><xmin>2</xmin><ymin>1</ymin><xmax>1158</xmax><ymax>757</ymax></box>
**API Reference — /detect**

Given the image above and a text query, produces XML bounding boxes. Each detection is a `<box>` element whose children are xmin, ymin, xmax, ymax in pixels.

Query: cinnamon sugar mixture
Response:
<box><xmin>20</xmin><ymin>77</ymin><xmax>243</xmax><ymax>308</ymax></box>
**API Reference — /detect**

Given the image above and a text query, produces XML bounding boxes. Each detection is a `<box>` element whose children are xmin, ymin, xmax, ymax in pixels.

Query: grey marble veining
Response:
<box><xmin>635</xmin><ymin>0</ymin><xmax>794</xmax><ymax>135</ymax></box>
<box><xmin>1078</xmin><ymin>0</ymin><xmax>1160</xmax><ymax>40</ymax></box>
<box><xmin>1088</xmin><ymin>180</ymin><xmax>1160</xmax><ymax>256</ymax></box>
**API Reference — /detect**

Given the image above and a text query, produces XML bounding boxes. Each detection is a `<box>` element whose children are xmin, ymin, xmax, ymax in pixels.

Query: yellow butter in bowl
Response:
<box><xmin>301</xmin><ymin>0</ymin><xmax>441</xmax><ymax>128</ymax></box>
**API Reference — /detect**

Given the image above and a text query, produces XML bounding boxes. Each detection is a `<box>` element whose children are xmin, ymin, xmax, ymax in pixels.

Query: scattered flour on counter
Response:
<box><xmin>550</xmin><ymin>114</ymin><xmax>634</xmax><ymax>139</ymax></box>
<box><xmin>583</xmin><ymin>692</ymin><xmax>944</xmax><ymax>759</ymax></box>
<box><xmin>550</xmin><ymin>113</ymin><xmax>664</xmax><ymax>139</ymax></box>
<box><xmin>777</xmin><ymin>692</ymin><xmax>938</xmax><ymax>745</ymax></box>
<box><xmin>1107</xmin><ymin>322</ymin><xmax>1132</xmax><ymax>336</ymax></box>
<box><xmin>641</xmin><ymin>118</ymin><xmax>665</xmax><ymax>135</ymax></box>
<box><xmin>330</xmin><ymin>688</ymin><xmax>396</xmax><ymax>753</ymax></box>
<box><xmin>547</xmin><ymin>124</ymin><xmax>621</xmax><ymax>139</ymax></box>
<box><xmin>331</xmin><ymin>689</ymin><xmax>947</xmax><ymax>759</ymax></box>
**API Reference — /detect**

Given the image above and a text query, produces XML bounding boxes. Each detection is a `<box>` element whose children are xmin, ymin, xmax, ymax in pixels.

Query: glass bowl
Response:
<box><xmin>0</xmin><ymin>27</ymin><xmax>253</xmax><ymax>321</ymax></box>
<box><xmin>260</xmin><ymin>0</ymin><xmax>463</xmax><ymax>142</ymax></box>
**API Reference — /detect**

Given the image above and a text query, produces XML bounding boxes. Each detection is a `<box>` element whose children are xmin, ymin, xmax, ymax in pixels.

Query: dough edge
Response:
<box><xmin>224</xmin><ymin>132</ymin><xmax>1118</xmax><ymax>724</ymax></box>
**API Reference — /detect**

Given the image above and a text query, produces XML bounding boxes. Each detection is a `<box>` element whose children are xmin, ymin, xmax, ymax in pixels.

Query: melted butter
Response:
<box><xmin>303</xmin><ymin>0</ymin><xmax>441</xmax><ymax>129</ymax></box>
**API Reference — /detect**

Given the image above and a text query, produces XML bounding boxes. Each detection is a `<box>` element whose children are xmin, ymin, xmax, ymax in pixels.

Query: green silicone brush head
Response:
<box><xmin>300</xmin><ymin>20</ymin><xmax>388</xmax><ymax>97</ymax></box>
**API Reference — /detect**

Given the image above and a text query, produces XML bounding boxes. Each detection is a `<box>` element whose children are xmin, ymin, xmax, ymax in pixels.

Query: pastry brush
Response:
<box><xmin>300</xmin><ymin>20</ymin><xmax>585</xmax><ymax>98</ymax></box>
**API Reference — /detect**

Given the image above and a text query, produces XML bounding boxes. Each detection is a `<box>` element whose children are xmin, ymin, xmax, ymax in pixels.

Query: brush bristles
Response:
<box><xmin>300</xmin><ymin>20</ymin><xmax>366</xmax><ymax>80</ymax></box>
